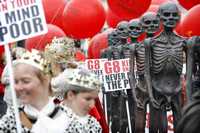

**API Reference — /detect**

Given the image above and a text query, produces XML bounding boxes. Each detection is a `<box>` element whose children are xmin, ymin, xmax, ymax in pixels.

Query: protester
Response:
<box><xmin>0</xmin><ymin>49</ymin><xmax>68</xmax><ymax>132</ymax></box>
<box><xmin>45</xmin><ymin>36</ymin><xmax>108</xmax><ymax>133</ymax></box>
<box><xmin>0</xmin><ymin>57</ymin><xmax>7</xmax><ymax>118</ymax></box>
<box><xmin>44</xmin><ymin>37</ymin><xmax>77</xmax><ymax>77</ymax></box>
<box><xmin>1</xmin><ymin>47</ymin><xmax>27</xmax><ymax>106</ymax></box>
<box><xmin>51</xmin><ymin>66</ymin><xmax>102</xmax><ymax>133</ymax></box>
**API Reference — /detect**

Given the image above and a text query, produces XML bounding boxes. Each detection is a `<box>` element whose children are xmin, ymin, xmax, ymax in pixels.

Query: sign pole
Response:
<box><xmin>4</xmin><ymin>44</ymin><xmax>22</xmax><ymax>133</ymax></box>
<box><xmin>103</xmin><ymin>93</ymin><xmax>108</xmax><ymax>123</ymax></box>
<box><xmin>124</xmin><ymin>90</ymin><xmax>132</xmax><ymax>133</ymax></box>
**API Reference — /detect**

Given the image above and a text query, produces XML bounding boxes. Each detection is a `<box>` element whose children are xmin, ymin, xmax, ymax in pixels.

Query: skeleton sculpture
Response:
<box><xmin>126</xmin><ymin>19</ymin><xmax>144</xmax><ymax>104</ymax></box>
<box><xmin>104</xmin><ymin>21</ymin><xmax>136</xmax><ymax>133</ymax></box>
<box><xmin>100</xmin><ymin>29</ymin><xmax>120</xmax><ymax>59</ymax></box>
<box><xmin>114</xmin><ymin>19</ymin><xmax>144</xmax><ymax>132</ymax></box>
<box><xmin>186</xmin><ymin>37</ymin><xmax>200</xmax><ymax>102</ymax></box>
<box><xmin>144</xmin><ymin>2</ymin><xmax>186</xmax><ymax>133</ymax></box>
<box><xmin>134</xmin><ymin>12</ymin><xmax>160</xmax><ymax>133</ymax></box>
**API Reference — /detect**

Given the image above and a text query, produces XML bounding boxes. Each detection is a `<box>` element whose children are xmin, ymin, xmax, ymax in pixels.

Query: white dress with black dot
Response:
<box><xmin>61</xmin><ymin>105</ymin><xmax>102</xmax><ymax>133</ymax></box>
<box><xmin>0</xmin><ymin>98</ymin><xmax>67</xmax><ymax>133</ymax></box>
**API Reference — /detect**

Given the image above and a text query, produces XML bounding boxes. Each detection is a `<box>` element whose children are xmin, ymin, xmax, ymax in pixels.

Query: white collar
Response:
<box><xmin>61</xmin><ymin>103</ymin><xmax>88</xmax><ymax>124</ymax></box>
<box><xmin>23</xmin><ymin>97</ymin><xmax>56</xmax><ymax>120</ymax></box>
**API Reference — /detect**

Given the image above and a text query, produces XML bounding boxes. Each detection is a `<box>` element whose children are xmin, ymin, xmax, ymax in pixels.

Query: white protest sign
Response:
<box><xmin>0</xmin><ymin>0</ymin><xmax>47</xmax><ymax>45</ymax></box>
<box><xmin>85</xmin><ymin>58</ymin><xmax>107</xmax><ymax>82</ymax></box>
<box><xmin>102</xmin><ymin>59</ymin><xmax>130</xmax><ymax>92</ymax></box>
<box><xmin>85</xmin><ymin>58</ymin><xmax>108</xmax><ymax>108</ymax></box>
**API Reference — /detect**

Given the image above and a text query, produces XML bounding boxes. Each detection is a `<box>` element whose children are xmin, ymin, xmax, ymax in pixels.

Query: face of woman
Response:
<box><xmin>70</xmin><ymin>90</ymin><xmax>99</xmax><ymax>116</ymax></box>
<box><xmin>14</xmin><ymin>64</ymin><xmax>48</xmax><ymax>107</ymax></box>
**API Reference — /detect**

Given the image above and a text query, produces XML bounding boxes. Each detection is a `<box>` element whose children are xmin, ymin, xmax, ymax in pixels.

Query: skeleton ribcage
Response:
<box><xmin>151</xmin><ymin>42</ymin><xmax>183</xmax><ymax>74</ymax></box>
<box><xmin>136</xmin><ymin>44</ymin><xmax>145</xmax><ymax>75</ymax></box>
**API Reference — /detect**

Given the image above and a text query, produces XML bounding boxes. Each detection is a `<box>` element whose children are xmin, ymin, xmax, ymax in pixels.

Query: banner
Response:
<box><xmin>0</xmin><ymin>0</ymin><xmax>47</xmax><ymax>45</ymax></box>
<box><xmin>102</xmin><ymin>59</ymin><xmax>130</xmax><ymax>92</ymax></box>
<box><xmin>85</xmin><ymin>58</ymin><xmax>107</xmax><ymax>82</ymax></box>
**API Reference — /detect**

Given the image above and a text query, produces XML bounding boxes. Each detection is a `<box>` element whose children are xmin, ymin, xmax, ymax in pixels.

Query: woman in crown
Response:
<box><xmin>45</xmin><ymin>37</ymin><xmax>109</xmax><ymax>133</ymax></box>
<box><xmin>0</xmin><ymin>49</ymin><xmax>70</xmax><ymax>133</ymax></box>
<box><xmin>51</xmin><ymin>66</ymin><xmax>102</xmax><ymax>133</ymax></box>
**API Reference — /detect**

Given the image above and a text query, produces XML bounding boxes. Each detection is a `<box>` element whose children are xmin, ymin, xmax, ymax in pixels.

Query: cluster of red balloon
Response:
<box><xmin>25</xmin><ymin>0</ymin><xmax>200</xmax><ymax>56</ymax></box>
<box><xmin>25</xmin><ymin>0</ymin><xmax>106</xmax><ymax>50</ymax></box>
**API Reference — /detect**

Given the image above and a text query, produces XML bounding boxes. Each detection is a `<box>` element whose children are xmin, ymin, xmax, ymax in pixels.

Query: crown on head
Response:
<box><xmin>45</xmin><ymin>37</ymin><xmax>76</xmax><ymax>64</ymax></box>
<box><xmin>51</xmin><ymin>67</ymin><xmax>101</xmax><ymax>94</ymax></box>
<box><xmin>13</xmin><ymin>49</ymin><xmax>47</xmax><ymax>72</ymax></box>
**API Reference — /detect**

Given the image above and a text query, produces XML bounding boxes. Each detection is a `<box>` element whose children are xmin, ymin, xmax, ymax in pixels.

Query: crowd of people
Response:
<box><xmin>0</xmin><ymin>37</ymin><xmax>106</xmax><ymax>133</ymax></box>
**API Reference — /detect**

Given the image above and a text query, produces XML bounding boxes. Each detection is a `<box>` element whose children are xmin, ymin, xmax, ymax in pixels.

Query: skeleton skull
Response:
<box><xmin>158</xmin><ymin>2</ymin><xmax>180</xmax><ymax>28</ymax></box>
<box><xmin>128</xmin><ymin>19</ymin><xmax>143</xmax><ymax>38</ymax></box>
<box><xmin>116</xmin><ymin>21</ymin><xmax>129</xmax><ymax>39</ymax></box>
<box><xmin>140</xmin><ymin>12</ymin><xmax>160</xmax><ymax>35</ymax></box>
<box><xmin>108</xmin><ymin>29</ymin><xmax>120</xmax><ymax>46</ymax></box>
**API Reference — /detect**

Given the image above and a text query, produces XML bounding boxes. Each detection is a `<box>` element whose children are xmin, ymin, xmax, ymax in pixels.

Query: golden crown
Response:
<box><xmin>51</xmin><ymin>67</ymin><xmax>101</xmax><ymax>93</ymax></box>
<box><xmin>13</xmin><ymin>49</ymin><xmax>47</xmax><ymax>72</ymax></box>
<box><xmin>44</xmin><ymin>37</ymin><xmax>76</xmax><ymax>64</ymax></box>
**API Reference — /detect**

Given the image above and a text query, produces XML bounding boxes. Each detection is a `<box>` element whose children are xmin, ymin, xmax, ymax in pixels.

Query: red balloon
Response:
<box><xmin>106</xmin><ymin>8</ymin><xmax>130</xmax><ymax>28</ymax></box>
<box><xmin>42</xmin><ymin>0</ymin><xmax>68</xmax><ymax>29</ymax></box>
<box><xmin>146</xmin><ymin>5</ymin><xmax>159</xmax><ymax>13</ymax></box>
<box><xmin>107</xmin><ymin>0</ymin><xmax>152</xmax><ymax>19</ymax></box>
<box><xmin>88</xmin><ymin>29</ymin><xmax>113</xmax><ymax>59</ymax></box>
<box><xmin>151</xmin><ymin>0</ymin><xmax>168</xmax><ymax>5</ymax></box>
<box><xmin>25</xmin><ymin>24</ymin><xmax>66</xmax><ymax>51</ymax></box>
<box><xmin>62</xmin><ymin>0</ymin><xmax>106</xmax><ymax>39</ymax></box>
<box><xmin>175</xmin><ymin>21</ymin><xmax>182</xmax><ymax>35</ymax></box>
<box><xmin>174</xmin><ymin>14</ymin><xmax>185</xmax><ymax>35</ymax></box>
<box><xmin>178</xmin><ymin>0</ymin><xmax>200</xmax><ymax>10</ymax></box>
<box><xmin>87</xmin><ymin>41</ymin><xmax>94</xmax><ymax>59</ymax></box>
<box><xmin>179</xmin><ymin>5</ymin><xmax>200</xmax><ymax>37</ymax></box>
<box><xmin>0</xmin><ymin>45</ymin><xmax>4</xmax><ymax>57</ymax></box>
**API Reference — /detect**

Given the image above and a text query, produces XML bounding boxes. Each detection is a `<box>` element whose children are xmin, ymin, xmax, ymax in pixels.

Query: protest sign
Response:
<box><xmin>0</xmin><ymin>1</ymin><xmax>47</xmax><ymax>132</ymax></box>
<box><xmin>102</xmin><ymin>58</ymin><xmax>130</xmax><ymax>92</ymax></box>
<box><xmin>85</xmin><ymin>58</ymin><xmax>107</xmax><ymax>81</ymax></box>
<box><xmin>0</xmin><ymin>0</ymin><xmax>47</xmax><ymax>45</ymax></box>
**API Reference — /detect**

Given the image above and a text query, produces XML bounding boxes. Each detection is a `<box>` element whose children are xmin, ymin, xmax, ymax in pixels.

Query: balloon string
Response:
<box><xmin>35</xmin><ymin>2</ymin><xmax>66</xmax><ymax>49</ymax></box>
